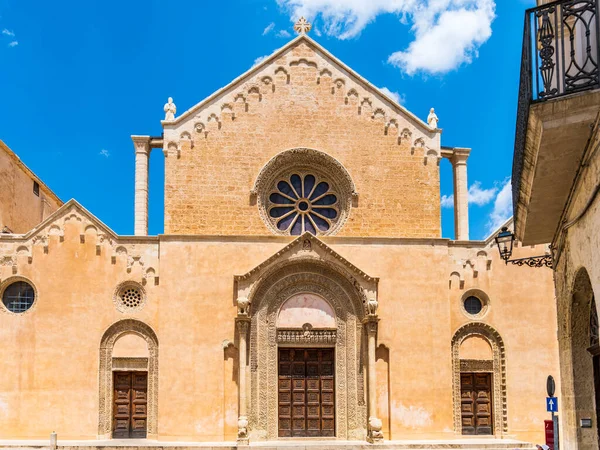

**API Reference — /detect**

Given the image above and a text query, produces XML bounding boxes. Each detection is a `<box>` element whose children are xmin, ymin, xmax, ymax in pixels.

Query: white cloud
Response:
<box><xmin>440</xmin><ymin>181</ymin><xmax>497</xmax><ymax>209</ymax></box>
<box><xmin>8</xmin><ymin>41</ymin><xmax>18</xmax><ymax>47</ymax></box>
<box><xmin>277</xmin><ymin>0</ymin><xmax>496</xmax><ymax>75</ymax></box>
<box><xmin>487</xmin><ymin>178</ymin><xmax>512</xmax><ymax>233</ymax></box>
<box><xmin>253</xmin><ymin>55</ymin><xmax>269</xmax><ymax>66</ymax></box>
<box><xmin>277</xmin><ymin>29</ymin><xmax>292</xmax><ymax>38</ymax></box>
<box><xmin>2</xmin><ymin>29</ymin><xmax>15</xmax><ymax>37</ymax></box>
<box><xmin>377</xmin><ymin>86</ymin><xmax>405</xmax><ymax>105</ymax></box>
<box><xmin>441</xmin><ymin>194</ymin><xmax>454</xmax><ymax>208</ymax></box>
<box><xmin>99</xmin><ymin>149</ymin><xmax>110</xmax><ymax>158</ymax></box>
<box><xmin>468</xmin><ymin>181</ymin><xmax>496</xmax><ymax>206</ymax></box>
<box><xmin>263</xmin><ymin>22</ymin><xmax>276</xmax><ymax>35</ymax></box>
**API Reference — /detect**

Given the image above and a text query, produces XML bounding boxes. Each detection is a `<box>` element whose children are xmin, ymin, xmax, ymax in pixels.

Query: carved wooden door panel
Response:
<box><xmin>291</xmin><ymin>350</ymin><xmax>307</xmax><ymax>437</ymax></box>
<box><xmin>460</xmin><ymin>372</ymin><xmax>493</xmax><ymax>435</ymax></box>
<box><xmin>319</xmin><ymin>349</ymin><xmax>335</xmax><ymax>436</ymax></box>
<box><xmin>130</xmin><ymin>372</ymin><xmax>148</xmax><ymax>438</ymax></box>
<box><xmin>278</xmin><ymin>350</ymin><xmax>293</xmax><ymax>437</ymax></box>
<box><xmin>113</xmin><ymin>371</ymin><xmax>148</xmax><ymax>438</ymax></box>
<box><xmin>278</xmin><ymin>348</ymin><xmax>335</xmax><ymax>437</ymax></box>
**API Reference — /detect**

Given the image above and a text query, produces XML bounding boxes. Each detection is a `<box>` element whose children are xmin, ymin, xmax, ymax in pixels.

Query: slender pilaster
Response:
<box><xmin>132</xmin><ymin>136</ymin><xmax>151</xmax><ymax>236</ymax></box>
<box><xmin>364</xmin><ymin>315</ymin><xmax>383</xmax><ymax>443</ymax></box>
<box><xmin>236</xmin><ymin>316</ymin><xmax>250</xmax><ymax>445</ymax></box>
<box><xmin>451</xmin><ymin>149</ymin><xmax>470</xmax><ymax>241</ymax></box>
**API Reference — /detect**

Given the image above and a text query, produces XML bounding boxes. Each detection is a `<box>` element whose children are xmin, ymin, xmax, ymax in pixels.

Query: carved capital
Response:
<box><xmin>131</xmin><ymin>135</ymin><xmax>151</xmax><ymax>155</ymax></box>
<box><xmin>363</xmin><ymin>315</ymin><xmax>379</xmax><ymax>336</ymax></box>
<box><xmin>236</xmin><ymin>316</ymin><xmax>250</xmax><ymax>335</ymax></box>
<box><xmin>449</xmin><ymin>148</ymin><xmax>470</xmax><ymax>166</ymax></box>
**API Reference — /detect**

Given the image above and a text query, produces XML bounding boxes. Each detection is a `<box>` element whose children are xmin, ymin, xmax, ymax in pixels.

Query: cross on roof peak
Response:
<box><xmin>294</xmin><ymin>17</ymin><xmax>311</xmax><ymax>35</ymax></box>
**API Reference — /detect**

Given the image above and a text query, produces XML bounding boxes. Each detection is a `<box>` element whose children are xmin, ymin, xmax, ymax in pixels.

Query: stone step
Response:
<box><xmin>0</xmin><ymin>440</ymin><xmax>540</xmax><ymax>450</ymax></box>
<box><xmin>0</xmin><ymin>445</ymin><xmax>540</xmax><ymax>450</ymax></box>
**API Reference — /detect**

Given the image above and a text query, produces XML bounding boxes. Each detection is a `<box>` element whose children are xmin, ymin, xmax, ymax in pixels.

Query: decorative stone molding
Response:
<box><xmin>277</xmin><ymin>328</ymin><xmax>337</xmax><ymax>345</ymax></box>
<box><xmin>251</xmin><ymin>148</ymin><xmax>357</xmax><ymax>236</ymax></box>
<box><xmin>451</xmin><ymin>322</ymin><xmax>507</xmax><ymax>435</ymax></box>
<box><xmin>98</xmin><ymin>319</ymin><xmax>158</xmax><ymax>439</ymax></box>
<box><xmin>235</xmin><ymin>232</ymin><xmax>378</xmax><ymax>300</ymax></box>
<box><xmin>112</xmin><ymin>357</ymin><xmax>148</xmax><ymax>371</ymax></box>
<box><xmin>247</xmin><ymin>263</ymin><xmax>368</xmax><ymax>441</ymax></box>
<box><xmin>460</xmin><ymin>359</ymin><xmax>493</xmax><ymax>372</ymax></box>
<box><xmin>162</xmin><ymin>38</ymin><xmax>439</xmax><ymax>167</ymax></box>
<box><xmin>0</xmin><ymin>201</ymin><xmax>159</xmax><ymax>286</ymax></box>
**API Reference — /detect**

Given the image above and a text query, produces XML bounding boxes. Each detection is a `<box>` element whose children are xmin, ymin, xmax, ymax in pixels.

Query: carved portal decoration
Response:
<box><xmin>252</xmin><ymin>148</ymin><xmax>357</xmax><ymax>237</ymax></box>
<box><xmin>451</xmin><ymin>322</ymin><xmax>507</xmax><ymax>436</ymax></box>
<box><xmin>247</xmin><ymin>261</ymin><xmax>367</xmax><ymax>441</ymax></box>
<box><xmin>98</xmin><ymin>319</ymin><xmax>159</xmax><ymax>439</ymax></box>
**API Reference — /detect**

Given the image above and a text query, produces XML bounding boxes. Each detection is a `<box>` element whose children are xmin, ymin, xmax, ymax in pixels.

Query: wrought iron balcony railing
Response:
<box><xmin>513</xmin><ymin>0</ymin><xmax>599</xmax><ymax>217</ymax></box>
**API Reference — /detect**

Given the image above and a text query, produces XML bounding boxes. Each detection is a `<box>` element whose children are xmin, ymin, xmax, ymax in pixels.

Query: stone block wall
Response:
<box><xmin>162</xmin><ymin>41</ymin><xmax>441</xmax><ymax>238</ymax></box>
<box><xmin>0</xmin><ymin>140</ymin><xmax>62</xmax><ymax>234</ymax></box>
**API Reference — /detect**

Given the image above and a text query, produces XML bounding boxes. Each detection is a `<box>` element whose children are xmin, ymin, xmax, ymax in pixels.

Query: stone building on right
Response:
<box><xmin>511</xmin><ymin>1</ymin><xmax>600</xmax><ymax>449</ymax></box>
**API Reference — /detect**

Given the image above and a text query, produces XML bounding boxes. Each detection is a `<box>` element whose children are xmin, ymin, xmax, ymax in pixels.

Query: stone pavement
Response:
<box><xmin>0</xmin><ymin>438</ymin><xmax>538</xmax><ymax>450</ymax></box>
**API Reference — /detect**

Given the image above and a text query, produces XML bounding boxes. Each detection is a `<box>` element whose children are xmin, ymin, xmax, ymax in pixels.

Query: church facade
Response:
<box><xmin>0</xmin><ymin>26</ymin><xmax>558</xmax><ymax>445</ymax></box>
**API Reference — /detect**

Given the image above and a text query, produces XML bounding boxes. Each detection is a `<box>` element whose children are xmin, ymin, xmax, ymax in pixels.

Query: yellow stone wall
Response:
<box><xmin>0</xmin><ymin>207</ymin><xmax>558</xmax><ymax>443</ymax></box>
<box><xmin>163</xmin><ymin>40</ymin><xmax>441</xmax><ymax>238</ymax></box>
<box><xmin>0</xmin><ymin>140</ymin><xmax>62</xmax><ymax>234</ymax></box>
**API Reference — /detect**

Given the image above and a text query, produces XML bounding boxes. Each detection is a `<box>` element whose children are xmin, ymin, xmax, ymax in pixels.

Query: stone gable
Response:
<box><xmin>162</xmin><ymin>37</ymin><xmax>442</xmax><ymax>238</ymax></box>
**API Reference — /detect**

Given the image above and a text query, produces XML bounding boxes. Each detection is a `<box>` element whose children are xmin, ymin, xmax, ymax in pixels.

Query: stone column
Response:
<box><xmin>364</xmin><ymin>315</ymin><xmax>383</xmax><ymax>443</ymax></box>
<box><xmin>450</xmin><ymin>149</ymin><xmax>470</xmax><ymax>241</ymax></box>
<box><xmin>132</xmin><ymin>136</ymin><xmax>151</xmax><ymax>236</ymax></box>
<box><xmin>236</xmin><ymin>316</ymin><xmax>250</xmax><ymax>445</ymax></box>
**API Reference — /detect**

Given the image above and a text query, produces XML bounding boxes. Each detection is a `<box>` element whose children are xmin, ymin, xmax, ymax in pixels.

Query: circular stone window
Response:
<box><xmin>461</xmin><ymin>291</ymin><xmax>490</xmax><ymax>319</ymax></box>
<box><xmin>464</xmin><ymin>296</ymin><xmax>483</xmax><ymax>315</ymax></box>
<box><xmin>2</xmin><ymin>280</ymin><xmax>36</xmax><ymax>314</ymax></box>
<box><xmin>253</xmin><ymin>148</ymin><xmax>356</xmax><ymax>237</ymax></box>
<box><xmin>268</xmin><ymin>173</ymin><xmax>339</xmax><ymax>235</ymax></box>
<box><xmin>114</xmin><ymin>282</ymin><xmax>146</xmax><ymax>313</ymax></box>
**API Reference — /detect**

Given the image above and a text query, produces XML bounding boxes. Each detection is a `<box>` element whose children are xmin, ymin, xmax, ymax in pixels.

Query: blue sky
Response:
<box><xmin>0</xmin><ymin>0</ymin><xmax>533</xmax><ymax>239</ymax></box>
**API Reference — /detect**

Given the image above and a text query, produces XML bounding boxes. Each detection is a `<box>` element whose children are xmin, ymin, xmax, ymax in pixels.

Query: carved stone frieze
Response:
<box><xmin>460</xmin><ymin>359</ymin><xmax>493</xmax><ymax>372</ymax></box>
<box><xmin>277</xmin><ymin>328</ymin><xmax>337</xmax><ymax>345</ymax></box>
<box><xmin>112</xmin><ymin>357</ymin><xmax>148</xmax><ymax>370</ymax></box>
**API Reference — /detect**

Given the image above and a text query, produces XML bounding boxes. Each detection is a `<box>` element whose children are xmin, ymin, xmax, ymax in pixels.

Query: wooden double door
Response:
<box><xmin>460</xmin><ymin>372</ymin><xmax>493</xmax><ymax>435</ymax></box>
<box><xmin>113</xmin><ymin>371</ymin><xmax>148</xmax><ymax>438</ymax></box>
<box><xmin>278</xmin><ymin>348</ymin><xmax>335</xmax><ymax>437</ymax></box>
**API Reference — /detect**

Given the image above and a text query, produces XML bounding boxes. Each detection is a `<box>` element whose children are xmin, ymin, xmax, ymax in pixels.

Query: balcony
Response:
<box><xmin>512</xmin><ymin>0</ymin><xmax>600</xmax><ymax>245</ymax></box>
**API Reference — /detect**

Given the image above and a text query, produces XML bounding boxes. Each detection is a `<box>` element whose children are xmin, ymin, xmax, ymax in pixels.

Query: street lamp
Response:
<box><xmin>494</xmin><ymin>227</ymin><xmax>553</xmax><ymax>268</ymax></box>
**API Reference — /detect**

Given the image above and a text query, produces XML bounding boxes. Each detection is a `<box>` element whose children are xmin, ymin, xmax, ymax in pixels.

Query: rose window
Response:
<box><xmin>114</xmin><ymin>282</ymin><xmax>146</xmax><ymax>312</ymax></box>
<box><xmin>268</xmin><ymin>174</ymin><xmax>339</xmax><ymax>235</ymax></box>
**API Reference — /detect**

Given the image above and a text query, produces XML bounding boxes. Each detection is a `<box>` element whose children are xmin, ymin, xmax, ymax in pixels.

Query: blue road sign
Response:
<box><xmin>547</xmin><ymin>397</ymin><xmax>558</xmax><ymax>412</ymax></box>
